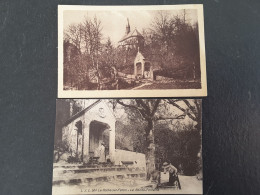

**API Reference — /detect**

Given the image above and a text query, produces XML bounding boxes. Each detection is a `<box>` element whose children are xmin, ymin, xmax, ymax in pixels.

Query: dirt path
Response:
<box><xmin>131</xmin><ymin>82</ymin><xmax>152</xmax><ymax>90</ymax></box>
<box><xmin>52</xmin><ymin>174</ymin><xmax>202</xmax><ymax>194</ymax></box>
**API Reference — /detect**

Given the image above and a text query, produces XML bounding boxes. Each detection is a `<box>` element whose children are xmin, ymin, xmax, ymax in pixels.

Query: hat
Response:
<box><xmin>162</xmin><ymin>162</ymin><xmax>170</xmax><ymax>168</ymax></box>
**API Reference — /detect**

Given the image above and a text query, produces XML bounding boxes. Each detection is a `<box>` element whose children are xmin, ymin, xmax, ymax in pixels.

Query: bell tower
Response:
<box><xmin>125</xmin><ymin>18</ymin><xmax>130</xmax><ymax>34</ymax></box>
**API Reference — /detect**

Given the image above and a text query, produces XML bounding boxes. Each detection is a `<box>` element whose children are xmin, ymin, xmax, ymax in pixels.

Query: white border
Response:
<box><xmin>58</xmin><ymin>4</ymin><xmax>207</xmax><ymax>98</ymax></box>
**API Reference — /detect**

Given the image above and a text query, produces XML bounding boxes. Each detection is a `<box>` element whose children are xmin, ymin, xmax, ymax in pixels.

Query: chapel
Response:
<box><xmin>118</xmin><ymin>18</ymin><xmax>144</xmax><ymax>51</ymax></box>
<box><xmin>60</xmin><ymin>100</ymin><xmax>146</xmax><ymax>167</ymax></box>
<box><xmin>117</xmin><ymin>19</ymin><xmax>153</xmax><ymax>80</ymax></box>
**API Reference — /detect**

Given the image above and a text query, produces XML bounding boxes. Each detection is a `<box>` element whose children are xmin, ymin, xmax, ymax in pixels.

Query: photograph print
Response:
<box><xmin>58</xmin><ymin>5</ymin><xmax>207</xmax><ymax>98</ymax></box>
<box><xmin>52</xmin><ymin>98</ymin><xmax>202</xmax><ymax>194</ymax></box>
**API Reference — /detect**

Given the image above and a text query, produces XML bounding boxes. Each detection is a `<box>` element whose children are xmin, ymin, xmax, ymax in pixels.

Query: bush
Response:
<box><xmin>53</xmin><ymin>140</ymin><xmax>70</xmax><ymax>163</ymax></box>
<box><xmin>154</xmin><ymin>125</ymin><xmax>201</xmax><ymax>176</ymax></box>
<box><xmin>67</xmin><ymin>155</ymin><xmax>81</xmax><ymax>164</ymax></box>
<box><xmin>182</xmin><ymin>157</ymin><xmax>200</xmax><ymax>176</ymax></box>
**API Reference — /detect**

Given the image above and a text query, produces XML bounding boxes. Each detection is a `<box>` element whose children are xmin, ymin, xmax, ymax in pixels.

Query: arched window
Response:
<box><xmin>136</xmin><ymin>62</ymin><xmax>142</xmax><ymax>75</ymax></box>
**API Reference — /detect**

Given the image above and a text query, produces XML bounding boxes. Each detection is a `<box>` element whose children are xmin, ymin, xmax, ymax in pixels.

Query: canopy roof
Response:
<box><xmin>135</xmin><ymin>51</ymin><xmax>146</xmax><ymax>62</ymax></box>
<box><xmin>63</xmin><ymin>100</ymin><xmax>115</xmax><ymax>127</ymax></box>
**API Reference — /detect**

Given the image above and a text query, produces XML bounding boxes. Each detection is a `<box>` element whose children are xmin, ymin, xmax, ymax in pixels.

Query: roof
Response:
<box><xmin>63</xmin><ymin>100</ymin><xmax>101</xmax><ymax>126</ymax></box>
<box><xmin>63</xmin><ymin>100</ymin><xmax>116</xmax><ymax>127</ymax></box>
<box><xmin>118</xmin><ymin>28</ymin><xmax>144</xmax><ymax>43</ymax></box>
<box><xmin>135</xmin><ymin>51</ymin><xmax>151</xmax><ymax>64</ymax></box>
<box><xmin>135</xmin><ymin>51</ymin><xmax>145</xmax><ymax>61</ymax></box>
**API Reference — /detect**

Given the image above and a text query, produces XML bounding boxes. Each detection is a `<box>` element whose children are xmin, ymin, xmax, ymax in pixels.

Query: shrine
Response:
<box><xmin>134</xmin><ymin>50</ymin><xmax>153</xmax><ymax>80</ymax></box>
<box><xmin>61</xmin><ymin>100</ymin><xmax>145</xmax><ymax>167</ymax></box>
<box><xmin>62</xmin><ymin>100</ymin><xmax>115</xmax><ymax>163</ymax></box>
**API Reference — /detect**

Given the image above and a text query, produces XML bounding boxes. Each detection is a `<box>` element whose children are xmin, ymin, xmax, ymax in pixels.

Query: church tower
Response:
<box><xmin>125</xmin><ymin>18</ymin><xmax>130</xmax><ymax>34</ymax></box>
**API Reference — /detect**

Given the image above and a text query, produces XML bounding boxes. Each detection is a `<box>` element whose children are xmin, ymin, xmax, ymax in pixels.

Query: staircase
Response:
<box><xmin>52</xmin><ymin>164</ymin><xmax>147</xmax><ymax>187</ymax></box>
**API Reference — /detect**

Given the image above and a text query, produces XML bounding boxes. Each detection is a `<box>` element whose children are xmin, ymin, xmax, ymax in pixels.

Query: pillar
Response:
<box><xmin>82</xmin><ymin>120</ymin><xmax>90</xmax><ymax>163</ymax></box>
<box><xmin>141</xmin><ymin>61</ymin><xmax>144</xmax><ymax>76</ymax></box>
<box><xmin>109</xmin><ymin>122</ymin><xmax>116</xmax><ymax>163</ymax></box>
<box><xmin>134</xmin><ymin>63</ymin><xmax>137</xmax><ymax>76</ymax></box>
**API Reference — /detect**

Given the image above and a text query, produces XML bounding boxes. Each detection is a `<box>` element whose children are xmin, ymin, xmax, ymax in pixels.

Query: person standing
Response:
<box><xmin>98</xmin><ymin>142</ymin><xmax>106</xmax><ymax>163</ymax></box>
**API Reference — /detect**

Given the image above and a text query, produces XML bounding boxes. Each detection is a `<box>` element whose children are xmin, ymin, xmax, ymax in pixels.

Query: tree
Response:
<box><xmin>63</xmin><ymin>15</ymin><xmax>104</xmax><ymax>89</ymax></box>
<box><xmin>150</xmin><ymin>11</ymin><xmax>177</xmax><ymax>54</ymax></box>
<box><xmin>99</xmin><ymin>37</ymin><xmax>117</xmax><ymax>78</ymax></box>
<box><xmin>116</xmin><ymin>99</ymin><xmax>186</xmax><ymax>180</ymax></box>
<box><xmin>167</xmin><ymin>99</ymin><xmax>202</xmax><ymax>131</ymax></box>
<box><xmin>147</xmin><ymin>10</ymin><xmax>201</xmax><ymax>79</ymax></box>
<box><xmin>116</xmin><ymin>99</ymin><xmax>202</xmax><ymax>179</ymax></box>
<box><xmin>64</xmin><ymin>23</ymin><xmax>83</xmax><ymax>53</ymax></box>
<box><xmin>167</xmin><ymin>99</ymin><xmax>202</xmax><ymax>174</ymax></box>
<box><xmin>63</xmin><ymin>24</ymin><xmax>84</xmax><ymax>88</ymax></box>
<box><xmin>63</xmin><ymin>40</ymin><xmax>81</xmax><ymax>87</ymax></box>
<box><xmin>81</xmin><ymin>16</ymin><xmax>103</xmax><ymax>89</ymax></box>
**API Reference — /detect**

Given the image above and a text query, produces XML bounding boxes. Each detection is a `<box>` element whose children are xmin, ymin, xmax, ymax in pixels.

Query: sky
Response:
<box><xmin>63</xmin><ymin>9</ymin><xmax>198</xmax><ymax>45</ymax></box>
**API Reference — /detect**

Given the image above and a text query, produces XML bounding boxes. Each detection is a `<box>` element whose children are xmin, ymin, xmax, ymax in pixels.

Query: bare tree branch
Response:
<box><xmin>167</xmin><ymin>99</ymin><xmax>197</xmax><ymax>121</ymax></box>
<box><xmin>155</xmin><ymin>114</ymin><xmax>186</xmax><ymax>121</ymax></box>
<box><xmin>183</xmin><ymin>99</ymin><xmax>197</xmax><ymax>116</ymax></box>
<box><xmin>194</xmin><ymin>99</ymin><xmax>201</xmax><ymax>115</ymax></box>
<box><xmin>116</xmin><ymin>99</ymin><xmax>141</xmax><ymax>110</ymax></box>
<box><xmin>116</xmin><ymin>99</ymin><xmax>149</xmax><ymax>119</ymax></box>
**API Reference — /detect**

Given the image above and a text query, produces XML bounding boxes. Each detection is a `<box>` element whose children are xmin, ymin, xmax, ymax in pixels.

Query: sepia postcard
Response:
<box><xmin>52</xmin><ymin>98</ymin><xmax>202</xmax><ymax>194</ymax></box>
<box><xmin>58</xmin><ymin>5</ymin><xmax>207</xmax><ymax>98</ymax></box>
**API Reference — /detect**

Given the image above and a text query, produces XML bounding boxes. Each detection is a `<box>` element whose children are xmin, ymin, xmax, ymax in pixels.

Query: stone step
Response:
<box><xmin>53</xmin><ymin>164</ymin><xmax>136</xmax><ymax>169</ymax></box>
<box><xmin>53</xmin><ymin>164</ymin><xmax>118</xmax><ymax>169</ymax></box>
<box><xmin>53</xmin><ymin>171</ymin><xmax>146</xmax><ymax>186</ymax></box>
<box><xmin>53</xmin><ymin>166</ymin><xmax>145</xmax><ymax>175</ymax></box>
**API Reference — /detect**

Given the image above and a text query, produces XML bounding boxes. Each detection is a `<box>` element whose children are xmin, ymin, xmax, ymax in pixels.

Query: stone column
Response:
<box><xmin>150</xmin><ymin>66</ymin><xmax>154</xmax><ymax>81</ymax></box>
<box><xmin>82</xmin><ymin>120</ymin><xmax>90</xmax><ymax>163</ymax></box>
<box><xmin>141</xmin><ymin>61</ymin><xmax>144</xmax><ymax>77</ymax></box>
<box><xmin>109</xmin><ymin>122</ymin><xmax>116</xmax><ymax>163</ymax></box>
<box><xmin>134</xmin><ymin>62</ymin><xmax>137</xmax><ymax>76</ymax></box>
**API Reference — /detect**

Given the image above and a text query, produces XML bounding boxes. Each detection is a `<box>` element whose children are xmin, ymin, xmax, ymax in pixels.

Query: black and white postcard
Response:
<box><xmin>58</xmin><ymin>5</ymin><xmax>207</xmax><ymax>98</ymax></box>
<box><xmin>52</xmin><ymin>99</ymin><xmax>202</xmax><ymax>194</ymax></box>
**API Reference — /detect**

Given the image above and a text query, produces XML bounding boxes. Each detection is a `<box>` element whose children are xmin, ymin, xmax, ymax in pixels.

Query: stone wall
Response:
<box><xmin>114</xmin><ymin>149</ymin><xmax>146</xmax><ymax>169</ymax></box>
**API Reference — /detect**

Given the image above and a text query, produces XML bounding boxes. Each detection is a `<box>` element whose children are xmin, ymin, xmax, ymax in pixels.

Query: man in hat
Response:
<box><xmin>162</xmin><ymin>162</ymin><xmax>181</xmax><ymax>189</ymax></box>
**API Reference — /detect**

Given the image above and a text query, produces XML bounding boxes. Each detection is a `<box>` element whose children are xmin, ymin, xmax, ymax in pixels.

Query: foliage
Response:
<box><xmin>117</xmin><ymin>107</ymin><xmax>147</xmax><ymax>153</ymax></box>
<box><xmin>115</xmin><ymin>99</ymin><xmax>202</xmax><ymax>175</ymax></box>
<box><xmin>116</xmin><ymin>99</ymin><xmax>202</xmax><ymax>178</ymax></box>
<box><xmin>155</xmin><ymin>122</ymin><xmax>201</xmax><ymax>175</ymax></box>
<box><xmin>64</xmin><ymin>16</ymin><xmax>104</xmax><ymax>89</ymax></box>
<box><xmin>144</xmin><ymin>10</ymin><xmax>200</xmax><ymax>79</ymax></box>
<box><xmin>67</xmin><ymin>155</ymin><xmax>81</xmax><ymax>164</ymax></box>
<box><xmin>63</xmin><ymin>11</ymin><xmax>201</xmax><ymax>89</ymax></box>
<box><xmin>53</xmin><ymin>140</ymin><xmax>70</xmax><ymax>163</ymax></box>
<box><xmin>63</xmin><ymin>40</ymin><xmax>81</xmax><ymax>87</ymax></box>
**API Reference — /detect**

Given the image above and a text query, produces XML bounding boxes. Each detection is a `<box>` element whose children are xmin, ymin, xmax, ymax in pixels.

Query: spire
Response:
<box><xmin>126</xmin><ymin>18</ymin><xmax>130</xmax><ymax>35</ymax></box>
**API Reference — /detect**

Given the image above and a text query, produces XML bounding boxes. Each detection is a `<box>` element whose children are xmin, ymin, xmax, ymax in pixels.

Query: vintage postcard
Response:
<box><xmin>52</xmin><ymin>99</ymin><xmax>202</xmax><ymax>194</ymax></box>
<box><xmin>58</xmin><ymin>5</ymin><xmax>207</xmax><ymax>98</ymax></box>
